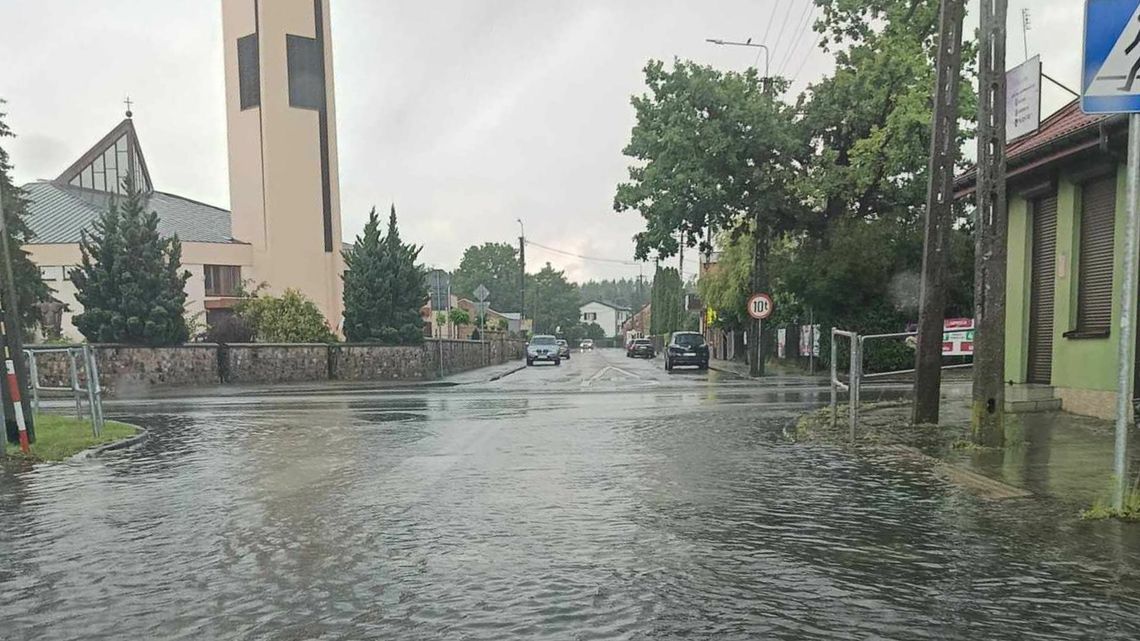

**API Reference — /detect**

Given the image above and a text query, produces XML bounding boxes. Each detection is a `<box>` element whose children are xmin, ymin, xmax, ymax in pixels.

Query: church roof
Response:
<box><xmin>23</xmin><ymin>181</ymin><xmax>235</xmax><ymax>244</ymax></box>
<box><xmin>22</xmin><ymin>117</ymin><xmax>238</xmax><ymax>245</ymax></box>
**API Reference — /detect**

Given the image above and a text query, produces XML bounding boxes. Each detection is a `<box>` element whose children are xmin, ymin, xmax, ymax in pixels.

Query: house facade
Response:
<box><xmin>579</xmin><ymin>300</ymin><xmax>631</xmax><ymax>339</ymax></box>
<box><xmin>957</xmin><ymin>100</ymin><xmax>1132</xmax><ymax>420</ymax></box>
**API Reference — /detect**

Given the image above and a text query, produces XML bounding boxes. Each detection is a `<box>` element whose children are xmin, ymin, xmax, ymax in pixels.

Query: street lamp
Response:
<box><xmin>705</xmin><ymin>38</ymin><xmax>770</xmax><ymax>82</ymax></box>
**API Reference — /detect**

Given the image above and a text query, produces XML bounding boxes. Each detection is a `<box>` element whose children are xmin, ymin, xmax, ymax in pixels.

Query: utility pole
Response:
<box><xmin>972</xmin><ymin>0</ymin><xmax>1009</xmax><ymax>447</ymax></box>
<box><xmin>517</xmin><ymin>219</ymin><xmax>526</xmax><ymax>334</ymax></box>
<box><xmin>0</xmin><ymin>184</ymin><xmax>34</xmax><ymax>447</ymax></box>
<box><xmin>912</xmin><ymin>0</ymin><xmax>966</xmax><ymax>425</ymax></box>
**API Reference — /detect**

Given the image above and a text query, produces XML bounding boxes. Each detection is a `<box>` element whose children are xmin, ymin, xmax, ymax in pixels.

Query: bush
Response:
<box><xmin>237</xmin><ymin>289</ymin><xmax>336</xmax><ymax>343</ymax></box>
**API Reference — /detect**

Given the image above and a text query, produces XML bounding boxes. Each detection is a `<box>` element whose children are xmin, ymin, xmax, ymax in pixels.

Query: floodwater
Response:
<box><xmin>2</xmin><ymin>349</ymin><xmax>1139</xmax><ymax>640</ymax></box>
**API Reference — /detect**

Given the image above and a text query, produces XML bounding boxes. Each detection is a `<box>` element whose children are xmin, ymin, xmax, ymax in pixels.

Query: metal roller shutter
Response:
<box><xmin>1077</xmin><ymin>176</ymin><xmax>1117</xmax><ymax>334</ymax></box>
<box><xmin>1027</xmin><ymin>195</ymin><xmax>1058</xmax><ymax>384</ymax></box>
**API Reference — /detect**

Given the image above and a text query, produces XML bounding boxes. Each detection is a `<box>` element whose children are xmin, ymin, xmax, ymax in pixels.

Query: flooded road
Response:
<box><xmin>2</xmin><ymin>349</ymin><xmax>1139</xmax><ymax>639</ymax></box>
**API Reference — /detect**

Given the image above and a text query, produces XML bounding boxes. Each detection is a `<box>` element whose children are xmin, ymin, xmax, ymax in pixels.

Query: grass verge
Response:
<box><xmin>4</xmin><ymin>414</ymin><xmax>138</xmax><ymax>462</ymax></box>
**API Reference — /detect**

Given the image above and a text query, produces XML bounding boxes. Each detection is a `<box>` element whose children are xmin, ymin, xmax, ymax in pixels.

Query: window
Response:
<box><xmin>204</xmin><ymin>265</ymin><xmax>241</xmax><ymax>297</ymax></box>
<box><xmin>286</xmin><ymin>34</ymin><xmax>324</xmax><ymax>110</ymax></box>
<box><xmin>583</xmin><ymin>312</ymin><xmax>598</xmax><ymax>322</ymax></box>
<box><xmin>237</xmin><ymin>34</ymin><xmax>260</xmax><ymax>110</ymax></box>
<box><xmin>1075</xmin><ymin>175</ymin><xmax>1117</xmax><ymax>335</ymax></box>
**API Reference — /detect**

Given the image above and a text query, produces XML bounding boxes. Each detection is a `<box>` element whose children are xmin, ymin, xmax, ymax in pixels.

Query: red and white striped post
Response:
<box><xmin>5</xmin><ymin>356</ymin><xmax>28</xmax><ymax>453</ymax></box>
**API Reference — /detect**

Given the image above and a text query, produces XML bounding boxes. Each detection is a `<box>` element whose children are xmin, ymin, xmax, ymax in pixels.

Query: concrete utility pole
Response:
<box><xmin>912</xmin><ymin>0</ymin><xmax>966</xmax><ymax>425</ymax></box>
<box><xmin>0</xmin><ymin>185</ymin><xmax>34</xmax><ymax>445</ymax></box>
<box><xmin>972</xmin><ymin>0</ymin><xmax>1009</xmax><ymax>447</ymax></box>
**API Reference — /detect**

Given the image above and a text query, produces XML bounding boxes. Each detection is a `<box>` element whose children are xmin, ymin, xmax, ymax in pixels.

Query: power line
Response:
<box><xmin>777</xmin><ymin>2</ymin><xmax>817</xmax><ymax>76</ymax></box>
<box><xmin>524</xmin><ymin>239</ymin><xmax>642</xmax><ymax>267</ymax></box>
<box><xmin>761</xmin><ymin>0</ymin><xmax>782</xmax><ymax>46</ymax></box>
<box><xmin>768</xmin><ymin>0</ymin><xmax>800</xmax><ymax>70</ymax></box>
<box><xmin>789</xmin><ymin>29</ymin><xmax>825</xmax><ymax>86</ymax></box>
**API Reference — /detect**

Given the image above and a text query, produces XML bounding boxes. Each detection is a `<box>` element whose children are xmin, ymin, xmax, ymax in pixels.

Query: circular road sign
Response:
<box><xmin>747</xmin><ymin>293</ymin><xmax>774</xmax><ymax>320</ymax></box>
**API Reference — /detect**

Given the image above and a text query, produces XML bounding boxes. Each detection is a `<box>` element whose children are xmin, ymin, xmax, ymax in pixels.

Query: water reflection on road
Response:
<box><xmin>1</xmin><ymin>349</ymin><xmax>1139</xmax><ymax>640</ymax></box>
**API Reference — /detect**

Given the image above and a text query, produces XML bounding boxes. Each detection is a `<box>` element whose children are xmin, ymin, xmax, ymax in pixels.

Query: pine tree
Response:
<box><xmin>72</xmin><ymin>180</ymin><xmax>191</xmax><ymax>345</ymax></box>
<box><xmin>342</xmin><ymin>205</ymin><xmax>427</xmax><ymax>344</ymax></box>
<box><xmin>0</xmin><ymin>102</ymin><xmax>51</xmax><ymax>335</ymax></box>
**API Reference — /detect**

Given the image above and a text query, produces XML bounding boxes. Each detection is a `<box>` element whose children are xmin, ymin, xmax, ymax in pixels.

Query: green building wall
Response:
<box><xmin>1003</xmin><ymin>164</ymin><xmax>1135</xmax><ymax>417</ymax></box>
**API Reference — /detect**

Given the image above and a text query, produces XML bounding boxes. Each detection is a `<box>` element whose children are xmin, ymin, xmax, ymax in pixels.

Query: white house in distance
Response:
<box><xmin>579</xmin><ymin>301</ymin><xmax>631</xmax><ymax>339</ymax></box>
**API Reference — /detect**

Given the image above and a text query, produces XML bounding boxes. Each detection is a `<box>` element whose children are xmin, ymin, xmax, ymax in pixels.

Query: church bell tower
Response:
<box><xmin>221</xmin><ymin>0</ymin><xmax>344</xmax><ymax>331</ymax></box>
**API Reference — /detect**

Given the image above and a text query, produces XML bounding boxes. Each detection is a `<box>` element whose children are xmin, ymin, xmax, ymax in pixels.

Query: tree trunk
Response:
<box><xmin>972</xmin><ymin>0</ymin><xmax>1009</xmax><ymax>447</ymax></box>
<box><xmin>913</xmin><ymin>0</ymin><xmax>966</xmax><ymax>425</ymax></box>
<box><xmin>749</xmin><ymin>229</ymin><xmax>768</xmax><ymax>377</ymax></box>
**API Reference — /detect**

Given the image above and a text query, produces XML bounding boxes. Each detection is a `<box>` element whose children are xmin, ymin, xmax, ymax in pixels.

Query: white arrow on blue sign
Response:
<box><xmin>1083</xmin><ymin>0</ymin><xmax>1140</xmax><ymax>113</ymax></box>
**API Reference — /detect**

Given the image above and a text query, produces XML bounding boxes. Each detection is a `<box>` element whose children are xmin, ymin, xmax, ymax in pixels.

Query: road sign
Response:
<box><xmin>474</xmin><ymin>284</ymin><xmax>490</xmax><ymax>302</ymax></box>
<box><xmin>1007</xmin><ymin>55</ymin><xmax>1041</xmax><ymax>139</ymax></box>
<box><xmin>1082</xmin><ymin>0</ymin><xmax>1140</xmax><ymax>113</ymax></box>
<box><xmin>747</xmin><ymin>293</ymin><xmax>773</xmax><ymax>320</ymax></box>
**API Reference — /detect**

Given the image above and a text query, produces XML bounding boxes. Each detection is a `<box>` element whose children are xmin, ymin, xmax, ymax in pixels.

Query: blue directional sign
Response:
<box><xmin>1083</xmin><ymin>0</ymin><xmax>1140</xmax><ymax>113</ymax></box>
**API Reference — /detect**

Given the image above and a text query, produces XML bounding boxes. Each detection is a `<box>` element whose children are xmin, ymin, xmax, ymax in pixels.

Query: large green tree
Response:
<box><xmin>0</xmin><ymin>101</ymin><xmax>51</xmax><ymax>335</ymax></box>
<box><xmin>650</xmin><ymin>266</ymin><xmax>685</xmax><ymax>335</ymax></box>
<box><xmin>342</xmin><ymin>205</ymin><xmax>427</xmax><ymax>344</ymax></box>
<box><xmin>451</xmin><ymin>242</ymin><xmax>522</xmax><ymax>313</ymax></box>
<box><xmin>72</xmin><ymin>182</ymin><xmax>190</xmax><ymax>345</ymax></box>
<box><xmin>615</xmin><ymin>60</ymin><xmax>805</xmax><ymax>374</ymax></box>
<box><xmin>526</xmin><ymin>263</ymin><xmax>580</xmax><ymax>335</ymax></box>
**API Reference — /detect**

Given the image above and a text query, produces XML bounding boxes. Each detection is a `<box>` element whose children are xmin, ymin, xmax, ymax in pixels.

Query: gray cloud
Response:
<box><xmin>1</xmin><ymin>0</ymin><xmax>1081</xmax><ymax>282</ymax></box>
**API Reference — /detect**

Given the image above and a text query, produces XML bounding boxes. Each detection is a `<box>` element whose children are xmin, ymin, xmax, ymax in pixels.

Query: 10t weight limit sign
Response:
<box><xmin>748</xmin><ymin>293</ymin><xmax>774</xmax><ymax>320</ymax></box>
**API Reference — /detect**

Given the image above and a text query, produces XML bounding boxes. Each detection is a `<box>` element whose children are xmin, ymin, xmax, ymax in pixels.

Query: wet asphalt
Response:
<box><xmin>1</xmin><ymin>348</ymin><xmax>1140</xmax><ymax>640</ymax></box>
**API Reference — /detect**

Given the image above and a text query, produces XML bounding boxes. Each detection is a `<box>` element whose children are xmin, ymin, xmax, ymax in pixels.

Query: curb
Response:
<box><xmin>75</xmin><ymin>423</ymin><xmax>149</xmax><ymax>460</ymax></box>
<box><xmin>489</xmin><ymin>364</ymin><xmax>527</xmax><ymax>382</ymax></box>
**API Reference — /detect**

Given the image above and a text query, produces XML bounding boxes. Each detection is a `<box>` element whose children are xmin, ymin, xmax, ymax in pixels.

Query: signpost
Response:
<box><xmin>1082</xmin><ymin>0</ymin><xmax>1140</xmax><ymax>512</ymax></box>
<box><xmin>475</xmin><ymin>284</ymin><xmax>490</xmax><ymax>366</ymax></box>
<box><xmin>747</xmin><ymin>294</ymin><xmax>773</xmax><ymax>373</ymax></box>
<box><xmin>747</xmin><ymin>293</ymin><xmax>773</xmax><ymax>321</ymax></box>
<box><xmin>1006</xmin><ymin>55</ymin><xmax>1041</xmax><ymax>140</ymax></box>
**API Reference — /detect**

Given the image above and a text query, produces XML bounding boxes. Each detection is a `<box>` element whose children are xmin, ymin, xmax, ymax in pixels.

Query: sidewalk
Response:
<box><xmin>798</xmin><ymin>398</ymin><xmax>1140</xmax><ymax>516</ymax></box>
<box><xmin>710</xmin><ymin>358</ymin><xmax>827</xmax><ymax>379</ymax></box>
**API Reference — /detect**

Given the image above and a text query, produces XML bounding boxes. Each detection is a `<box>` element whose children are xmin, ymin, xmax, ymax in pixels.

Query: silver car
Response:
<box><xmin>526</xmin><ymin>335</ymin><xmax>561</xmax><ymax>366</ymax></box>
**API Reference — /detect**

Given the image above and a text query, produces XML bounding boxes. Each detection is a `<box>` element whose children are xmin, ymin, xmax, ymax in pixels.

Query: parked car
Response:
<box><xmin>626</xmin><ymin>338</ymin><xmax>655</xmax><ymax>359</ymax></box>
<box><xmin>557</xmin><ymin>339</ymin><xmax>571</xmax><ymax>360</ymax></box>
<box><xmin>580</xmin><ymin>339</ymin><xmax>595</xmax><ymax>351</ymax></box>
<box><xmin>527</xmin><ymin>335</ymin><xmax>561</xmax><ymax>366</ymax></box>
<box><xmin>664</xmin><ymin>331</ymin><xmax>709</xmax><ymax>371</ymax></box>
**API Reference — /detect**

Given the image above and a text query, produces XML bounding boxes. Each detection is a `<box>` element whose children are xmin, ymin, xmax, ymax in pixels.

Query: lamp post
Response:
<box><xmin>517</xmin><ymin>218</ymin><xmax>526</xmax><ymax>335</ymax></box>
<box><xmin>706</xmin><ymin>38</ymin><xmax>770</xmax><ymax>84</ymax></box>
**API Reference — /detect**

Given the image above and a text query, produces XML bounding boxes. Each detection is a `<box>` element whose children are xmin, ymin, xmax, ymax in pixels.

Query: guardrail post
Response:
<box><xmin>85</xmin><ymin>346</ymin><xmax>104</xmax><ymax>436</ymax></box>
<box><xmin>849</xmin><ymin>335</ymin><xmax>860</xmax><ymax>443</ymax></box>
<box><xmin>830</xmin><ymin>328</ymin><xmax>838</xmax><ymax>429</ymax></box>
<box><xmin>67</xmin><ymin>348</ymin><xmax>84</xmax><ymax>421</ymax></box>
<box><xmin>24</xmin><ymin>351</ymin><xmax>40</xmax><ymax>417</ymax></box>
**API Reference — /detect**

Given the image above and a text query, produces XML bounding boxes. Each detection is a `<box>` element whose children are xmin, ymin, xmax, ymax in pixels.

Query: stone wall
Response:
<box><xmin>25</xmin><ymin>339</ymin><xmax>524</xmax><ymax>396</ymax></box>
<box><xmin>222</xmin><ymin>344</ymin><xmax>331</xmax><ymax>384</ymax></box>
<box><xmin>333</xmin><ymin>345</ymin><xmax>432</xmax><ymax>381</ymax></box>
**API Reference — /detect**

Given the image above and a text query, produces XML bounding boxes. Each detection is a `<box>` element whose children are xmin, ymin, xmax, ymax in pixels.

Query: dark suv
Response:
<box><xmin>664</xmin><ymin>332</ymin><xmax>709</xmax><ymax>371</ymax></box>
<box><xmin>626</xmin><ymin>338</ymin><xmax>655</xmax><ymax>359</ymax></box>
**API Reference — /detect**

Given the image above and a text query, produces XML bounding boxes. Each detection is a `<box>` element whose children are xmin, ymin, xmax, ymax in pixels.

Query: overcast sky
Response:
<box><xmin>1</xmin><ymin>0</ymin><xmax>1084</xmax><ymax>283</ymax></box>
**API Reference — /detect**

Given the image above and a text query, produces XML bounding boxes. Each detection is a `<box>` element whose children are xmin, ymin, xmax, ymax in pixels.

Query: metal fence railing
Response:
<box><xmin>831</xmin><ymin>328</ymin><xmax>973</xmax><ymax>443</ymax></box>
<box><xmin>25</xmin><ymin>345</ymin><xmax>105</xmax><ymax>437</ymax></box>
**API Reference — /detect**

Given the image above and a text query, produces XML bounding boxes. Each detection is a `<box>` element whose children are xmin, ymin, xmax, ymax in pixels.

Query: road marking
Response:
<box><xmin>583</xmin><ymin>365</ymin><xmax>644</xmax><ymax>387</ymax></box>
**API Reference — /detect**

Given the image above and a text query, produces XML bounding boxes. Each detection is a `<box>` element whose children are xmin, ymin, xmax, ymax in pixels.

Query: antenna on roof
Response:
<box><xmin>124</xmin><ymin>96</ymin><xmax>133</xmax><ymax>119</ymax></box>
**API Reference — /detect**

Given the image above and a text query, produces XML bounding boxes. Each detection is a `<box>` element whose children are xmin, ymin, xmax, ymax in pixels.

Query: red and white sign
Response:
<box><xmin>747</xmin><ymin>293</ymin><xmax>774</xmax><ymax>320</ymax></box>
<box><xmin>942</xmin><ymin>318</ymin><xmax>974</xmax><ymax>356</ymax></box>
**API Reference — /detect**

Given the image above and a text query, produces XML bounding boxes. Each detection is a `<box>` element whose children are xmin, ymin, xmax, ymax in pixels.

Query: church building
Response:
<box><xmin>21</xmin><ymin>0</ymin><xmax>345</xmax><ymax>340</ymax></box>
